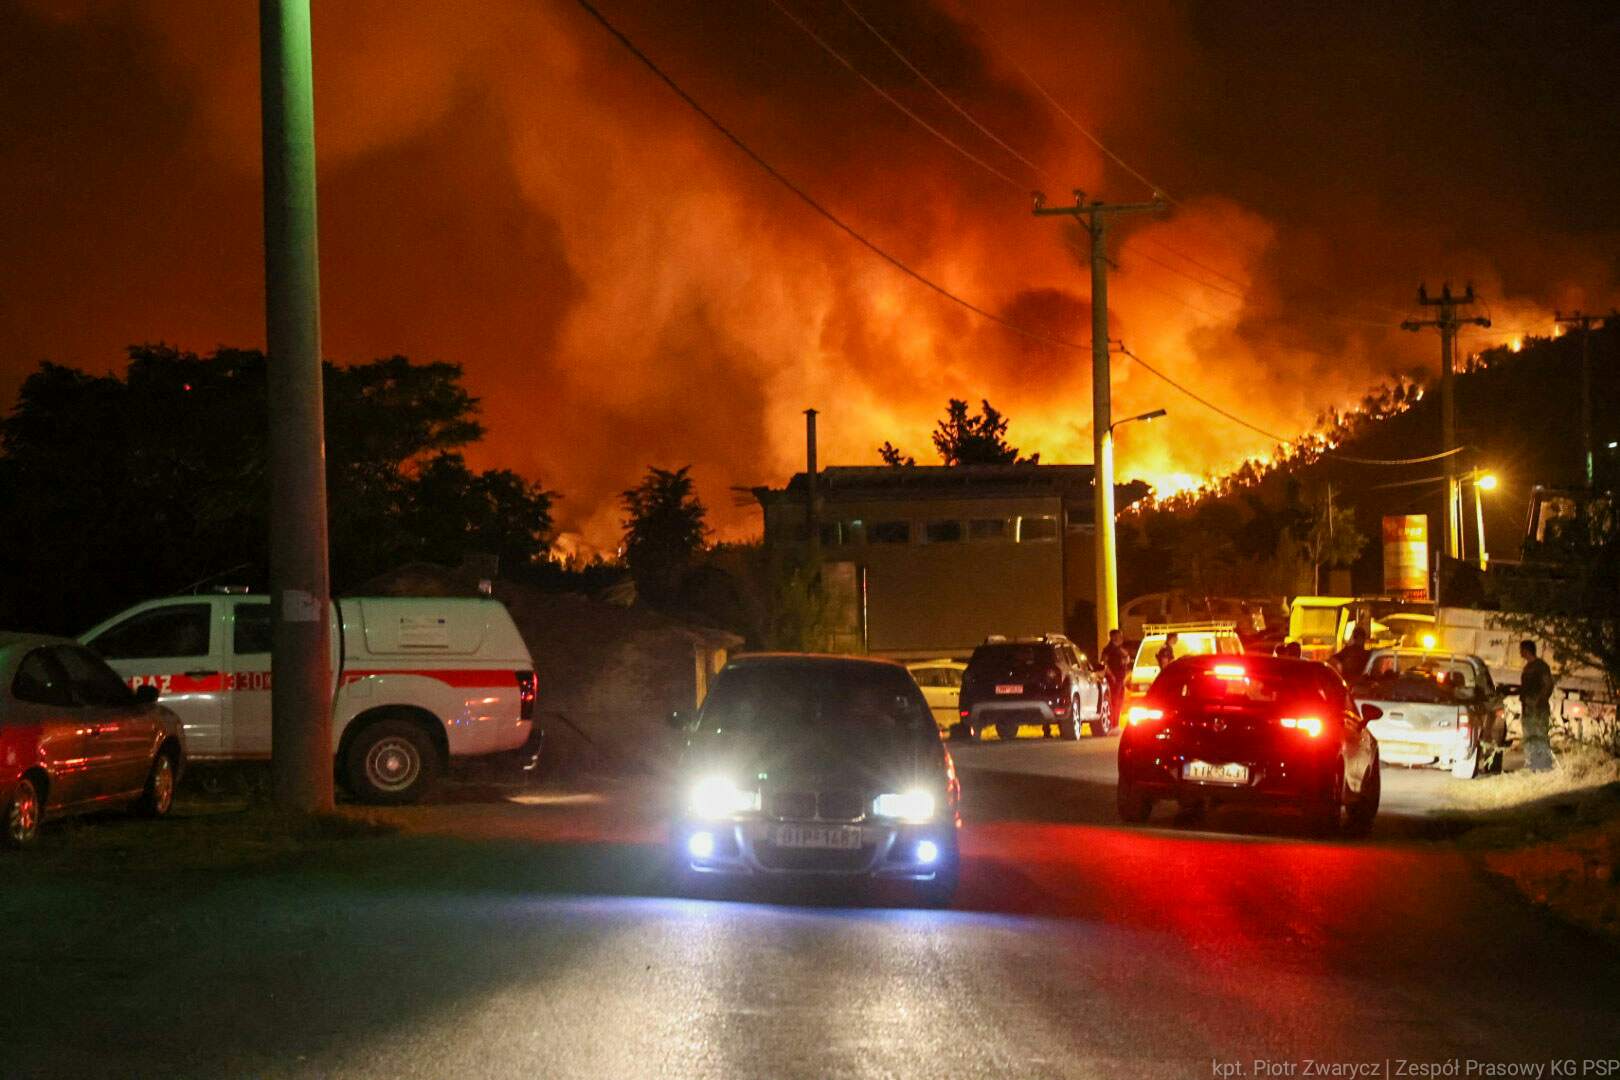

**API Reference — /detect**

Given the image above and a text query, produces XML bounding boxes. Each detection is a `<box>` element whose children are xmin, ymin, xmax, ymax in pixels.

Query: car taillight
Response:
<box><xmin>1126</xmin><ymin>705</ymin><xmax>1165</xmax><ymax>726</ymax></box>
<box><xmin>516</xmin><ymin>670</ymin><xmax>537</xmax><ymax>720</ymax></box>
<box><xmin>1280</xmin><ymin>716</ymin><xmax>1323</xmax><ymax>737</ymax></box>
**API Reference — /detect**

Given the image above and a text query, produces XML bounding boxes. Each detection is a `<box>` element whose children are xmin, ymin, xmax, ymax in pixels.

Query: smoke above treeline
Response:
<box><xmin>3</xmin><ymin>0</ymin><xmax>1616</xmax><ymax>552</ymax></box>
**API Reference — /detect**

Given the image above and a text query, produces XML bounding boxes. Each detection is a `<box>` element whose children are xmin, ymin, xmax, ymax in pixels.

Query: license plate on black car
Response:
<box><xmin>1183</xmin><ymin>760</ymin><xmax>1249</xmax><ymax>785</ymax></box>
<box><xmin>995</xmin><ymin>684</ymin><xmax>1023</xmax><ymax>695</ymax></box>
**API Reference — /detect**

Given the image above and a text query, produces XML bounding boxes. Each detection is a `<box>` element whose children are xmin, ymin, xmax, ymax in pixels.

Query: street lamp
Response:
<box><xmin>1111</xmin><ymin>407</ymin><xmax>1168</xmax><ymax>433</ymax></box>
<box><xmin>1468</xmin><ymin>470</ymin><xmax>1498</xmax><ymax>570</ymax></box>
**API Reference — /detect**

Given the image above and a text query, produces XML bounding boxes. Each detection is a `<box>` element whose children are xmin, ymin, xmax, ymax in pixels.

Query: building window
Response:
<box><xmin>868</xmin><ymin>520</ymin><xmax>911</xmax><ymax>544</ymax></box>
<box><xmin>923</xmin><ymin>520</ymin><xmax>964</xmax><ymax>544</ymax></box>
<box><xmin>1017</xmin><ymin>515</ymin><xmax>1059</xmax><ymax>542</ymax></box>
<box><xmin>819</xmin><ymin>520</ymin><xmax>866</xmax><ymax>547</ymax></box>
<box><xmin>968</xmin><ymin>518</ymin><xmax>1010</xmax><ymax>541</ymax></box>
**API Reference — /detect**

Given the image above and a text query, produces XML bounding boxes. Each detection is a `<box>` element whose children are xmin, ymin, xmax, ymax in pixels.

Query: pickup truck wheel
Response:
<box><xmin>346</xmin><ymin>720</ymin><xmax>439</xmax><ymax>804</ymax></box>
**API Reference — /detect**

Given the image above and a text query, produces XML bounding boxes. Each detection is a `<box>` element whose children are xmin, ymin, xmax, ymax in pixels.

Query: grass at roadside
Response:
<box><xmin>12</xmin><ymin>798</ymin><xmax>400</xmax><ymax>875</ymax></box>
<box><xmin>1443</xmin><ymin>744</ymin><xmax>1620</xmax><ymax>815</ymax></box>
<box><xmin>1441</xmin><ymin>745</ymin><xmax>1620</xmax><ymax>943</ymax></box>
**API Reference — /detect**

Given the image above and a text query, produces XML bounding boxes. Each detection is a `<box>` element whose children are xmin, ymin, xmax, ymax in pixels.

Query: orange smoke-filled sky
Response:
<box><xmin>3</xmin><ymin>0</ymin><xmax>1617</xmax><ymax>549</ymax></box>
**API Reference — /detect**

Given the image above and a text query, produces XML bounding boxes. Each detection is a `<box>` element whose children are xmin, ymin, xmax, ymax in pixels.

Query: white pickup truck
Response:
<box><xmin>79</xmin><ymin>592</ymin><xmax>540</xmax><ymax>803</ymax></box>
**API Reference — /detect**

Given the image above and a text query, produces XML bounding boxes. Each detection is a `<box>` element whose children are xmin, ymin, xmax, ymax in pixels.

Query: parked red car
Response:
<box><xmin>1</xmin><ymin>633</ymin><xmax>184</xmax><ymax>846</ymax></box>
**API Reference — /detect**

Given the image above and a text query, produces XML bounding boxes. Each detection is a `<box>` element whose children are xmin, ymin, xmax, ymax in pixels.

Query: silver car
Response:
<box><xmin>1351</xmin><ymin>648</ymin><xmax>1508</xmax><ymax>778</ymax></box>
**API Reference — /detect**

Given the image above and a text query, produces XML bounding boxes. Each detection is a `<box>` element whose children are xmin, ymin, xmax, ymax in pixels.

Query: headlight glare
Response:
<box><xmin>873</xmin><ymin>790</ymin><xmax>936</xmax><ymax>822</ymax></box>
<box><xmin>688</xmin><ymin>776</ymin><xmax>760</xmax><ymax>818</ymax></box>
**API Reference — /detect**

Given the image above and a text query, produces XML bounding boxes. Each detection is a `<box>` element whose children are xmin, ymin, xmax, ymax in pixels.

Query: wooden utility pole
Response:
<box><xmin>1401</xmin><ymin>283</ymin><xmax>1489</xmax><ymax>561</ymax></box>
<box><xmin>1033</xmin><ymin>190</ymin><xmax>1165</xmax><ymax>650</ymax></box>
<box><xmin>1554</xmin><ymin>310</ymin><xmax>1613</xmax><ymax>488</ymax></box>
<box><xmin>260</xmin><ymin>0</ymin><xmax>333</xmax><ymax>813</ymax></box>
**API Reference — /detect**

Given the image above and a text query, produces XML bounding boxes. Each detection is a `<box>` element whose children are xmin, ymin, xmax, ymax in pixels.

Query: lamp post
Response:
<box><xmin>1469</xmin><ymin>470</ymin><xmax>1498</xmax><ymax>571</ymax></box>
<box><xmin>1098</xmin><ymin>407</ymin><xmax>1166</xmax><ymax>637</ymax></box>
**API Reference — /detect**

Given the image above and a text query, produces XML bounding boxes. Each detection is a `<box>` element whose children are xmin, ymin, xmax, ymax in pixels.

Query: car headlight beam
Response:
<box><xmin>873</xmin><ymin>789</ymin><xmax>936</xmax><ymax>822</ymax></box>
<box><xmin>688</xmin><ymin>776</ymin><xmax>761</xmax><ymax>819</ymax></box>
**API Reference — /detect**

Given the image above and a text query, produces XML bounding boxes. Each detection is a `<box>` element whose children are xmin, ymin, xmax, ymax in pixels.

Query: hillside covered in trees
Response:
<box><xmin>1118</xmin><ymin>322</ymin><xmax>1618</xmax><ymax>601</ymax></box>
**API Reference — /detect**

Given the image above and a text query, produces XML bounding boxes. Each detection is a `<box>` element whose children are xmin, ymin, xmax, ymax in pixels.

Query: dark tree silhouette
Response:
<box><xmin>620</xmin><ymin>465</ymin><xmax>708</xmax><ymax>605</ymax></box>
<box><xmin>931</xmin><ymin>398</ymin><xmax>1037</xmax><ymax>466</ymax></box>
<box><xmin>877</xmin><ymin>441</ymin><xmax>915</xmax><ymax>467</ymax></box>
<box><xmin>0</xmin><ymin>345</ymin><xmax>553</xmax><ymax>632</ymax></box>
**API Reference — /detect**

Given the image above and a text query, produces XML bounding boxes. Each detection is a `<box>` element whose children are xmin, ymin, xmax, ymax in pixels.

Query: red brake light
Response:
<box><xmin>1212</xmin><ymin>664</ymin><xmax>1247</xmax><ymax>679</ymax></box>
<box><xmin>1280</xmin><ymin>715</ymin><xmax>1323</xmax><ymax>737</ymax></box>
<box><xmin>516</xmin><ymin>670</ymin><xmax>537</xmax><ymax>720</ymax></box>
<box><xmin>1126</xmin><ymin>705</ymin><xmax>1165</xmax><ymax>726</ymax></box>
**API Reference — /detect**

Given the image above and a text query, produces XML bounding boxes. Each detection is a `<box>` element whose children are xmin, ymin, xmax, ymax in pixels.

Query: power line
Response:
<box><xmin>567</xmin><ymin>0</ymin><xmax>1082</xmax><ymax>353</ymax></box>
<box><xmin>825</xmin><ymin>0</ymin><xmax>1273</xmax><ymax>321</ymax></box>
<box><xmin>763</xmin><ymin>0</ymin><xmax>1028</xmax><ymax>191</ymax></box>
<box><xmin>1115</xmin><ymin>345</ymin><xmax>1289</xmax><ymax>442</ymax></box>
<box><xmin>569</xmin><ymin>0</ymin><xmax>1424</xmax><ymax>472</ymax></box>
<box><xmin>982</xmin><ymin>26</ymin><xmax>1409</xmax><ymax>320</ymax></box>
<box><xmin>839</xmin><ymin>0</ymin><xmax>1052</xmax><ymax>184</ymax></box>
<box><xmin>1334</xmin><ymin>446</ymin><xmax>1469</xmax><ymax>466</ymax></box>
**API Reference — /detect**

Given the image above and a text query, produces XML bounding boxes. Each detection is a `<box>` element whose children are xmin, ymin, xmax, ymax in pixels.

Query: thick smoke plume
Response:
<box><xmin>3</xmin><ymin>0</ymin><xmax>1614</xmax><ymax>549</ymax></box>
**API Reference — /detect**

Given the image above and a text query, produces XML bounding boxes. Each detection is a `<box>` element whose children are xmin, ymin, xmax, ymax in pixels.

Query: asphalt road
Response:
<box><xmin>2</xmin><ymin>740</ymin><xmax>1615</xmax><ymax>1080</ymax></box>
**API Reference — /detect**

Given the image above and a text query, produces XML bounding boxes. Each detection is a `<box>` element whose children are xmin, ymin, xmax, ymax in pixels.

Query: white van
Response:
<box><xmin>80</xmin><ymin>592</ymin><xmax>539</xmax><ymax>803</ymax></box>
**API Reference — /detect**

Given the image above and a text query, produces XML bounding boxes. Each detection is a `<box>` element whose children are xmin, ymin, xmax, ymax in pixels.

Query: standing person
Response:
<box><xmin>1332</xmin><ymin>625</ymin><xmax>1371</xmax><ymax>681</ymax></box>
<box><xmin>1519</xmin><ymin>640</ymin><xmax>1556</xmax><ymax>772</ymax></box>
<box><xmin>1156</xmin><ymin>632</ymin><xmax>1178</xmax><ymax>673</ymax></box>
<box><xmin>1101</xmin><ymin>629</ymin><xmax>1131</xmax><ymax>728</ymax></box>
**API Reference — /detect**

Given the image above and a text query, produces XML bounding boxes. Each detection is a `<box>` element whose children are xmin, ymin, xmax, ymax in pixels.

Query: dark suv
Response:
<box><xmin>667</xmin><ymin>654</ymin><xmax>962</xmax><ymax>904</ymax></box>
<box><xmin>958</xmin><ymin>635</ymin><xmax>1110</xmax><ymax>741</ymax></box>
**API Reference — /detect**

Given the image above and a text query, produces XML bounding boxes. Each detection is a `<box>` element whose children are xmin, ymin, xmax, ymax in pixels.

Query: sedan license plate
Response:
<box><xmin>774</xmin><ymin>824</ymin><xmax>862</xmax><ymax>850</ymax></box>
<box><xmin>994</xmin><ymin>684</ymin><xmax>1024</xmax><ymax>695</ymax></box>
<box><xmin>1183</xmin><ymin>760</ymin><xmax>1249</xmax><ymax>785</ymax></box>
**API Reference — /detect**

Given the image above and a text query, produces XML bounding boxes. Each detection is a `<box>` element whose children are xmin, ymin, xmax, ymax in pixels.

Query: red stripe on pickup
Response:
<box><xmin>340</xmin><ymin>669</ymin><xmax>516</xmax><ymax>689</ymax></box>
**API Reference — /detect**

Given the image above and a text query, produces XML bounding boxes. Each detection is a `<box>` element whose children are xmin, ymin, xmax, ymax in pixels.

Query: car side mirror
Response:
<box><xmin>666</xmin><ymin>709</ymin><xmax>691</xmax><ymax>731</ymax></box>
<box><xmin>1359</xmin><ymin>703</ymin><xmax>1383</xmax><ymax>723</ymax></box>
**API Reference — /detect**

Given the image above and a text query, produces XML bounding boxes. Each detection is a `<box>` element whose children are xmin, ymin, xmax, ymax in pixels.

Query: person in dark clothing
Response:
<box><xmin>1519</xmin><ymin>640</ymin><xmax>1556</xmax><ymax>772</ymax></box>
<box><xmin>1155</xmin><ymin>633</ymin><xmax>1178</xmax><ymax>672</ymax></box>
<box><xmin>1332</xmin><ymin>625</ymin><xmax>1371</xmax><ymax>680</ymax></box>
<box><xmin>1101</xmin><ymin>629</ymin><xmax>1132</xmax><ymax>727</ymax></box>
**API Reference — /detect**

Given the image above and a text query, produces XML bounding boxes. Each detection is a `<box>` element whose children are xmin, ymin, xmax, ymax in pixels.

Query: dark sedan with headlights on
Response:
<box><xmin>667</xmin><ymin>654</ymin><xmax>962</xmax><ymax>904</ymax></box>
<box><xmin>1116</xmin><ymin>654</ymin><xmax>1381</xmax><ymax>837</ymax></box>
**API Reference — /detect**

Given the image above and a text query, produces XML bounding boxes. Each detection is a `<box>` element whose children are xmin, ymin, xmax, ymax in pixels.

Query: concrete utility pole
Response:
<box><xmin>1401</xmin><ymin>283</ymin><xmax>1489</xmax><ymax>561</ymax></box>
<box><xmin>1554</xmin><ymin>310</ymin><xmax>1613</xmax><ymax>488</ymax></box>
<box><xmin>1034</xmin><ymin>190</ymin><xmax>1165</xmax><ymax>650</ymax></box>
<box><xmin>260</xmin><ymin>0</ymin><xmax>333</xmax><ymax>814</ymax></box>
<box><xmin>804</xmin><ymin>408</ymin><xmax>820</xmax><ymax>561</ymax></box>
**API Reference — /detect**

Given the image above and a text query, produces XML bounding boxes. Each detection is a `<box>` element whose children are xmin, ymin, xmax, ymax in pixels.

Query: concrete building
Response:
<box><xmin>754</xmin><ymin>465</ymin><xmax>1148</xmax><ymax>659</ymax></box>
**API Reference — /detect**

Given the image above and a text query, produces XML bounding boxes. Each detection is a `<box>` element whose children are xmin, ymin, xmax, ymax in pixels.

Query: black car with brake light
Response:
<box><xmin>1116</xmin><ymin>654</ymin><xmax>1381</xmax><ymax>836</ymax></box>
<box><xmin>668</xmin><ymin>654</ymin><xmax>961</xmax><ymax>904</ymax></box>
